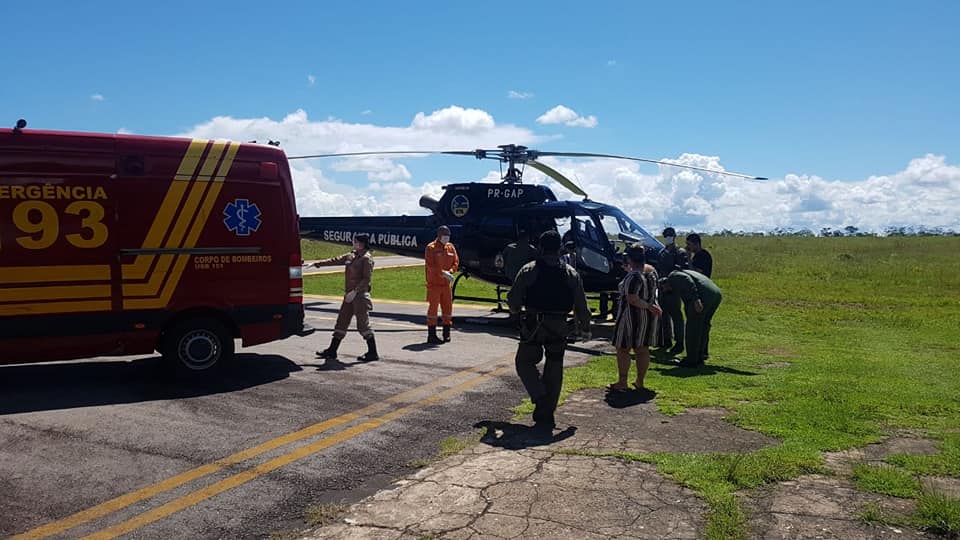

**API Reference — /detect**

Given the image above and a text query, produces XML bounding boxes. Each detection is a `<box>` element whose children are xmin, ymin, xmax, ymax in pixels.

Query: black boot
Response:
<box><xmin>316</xmin><ymin>337</ymin><xmax>342</xmax><ymax>359</ymax></box>
<box><xmin>427</xmin><ymin>326</ymin><xmax>443</xmax><ymax>345</ymax></box>
<box><xmin>442</xmin><ymin>325</ymin><xmax>451</xmax><ymax>343</ymax></box>
<box><xmin>532</xmin><ymin>397</ymin><xmax>556</xmax><ymax>430</ymax></box>
<box><xmin>358</xmin><ymin>336</ymin><xmax>379</xmax><ymax>362</ymax></box>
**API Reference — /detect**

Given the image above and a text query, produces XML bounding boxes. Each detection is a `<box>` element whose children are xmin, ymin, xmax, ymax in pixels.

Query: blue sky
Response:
<box><xmin>3</xmin><ymin>1</ymin><xmax>959</xmax><ymax>232</ymax></box>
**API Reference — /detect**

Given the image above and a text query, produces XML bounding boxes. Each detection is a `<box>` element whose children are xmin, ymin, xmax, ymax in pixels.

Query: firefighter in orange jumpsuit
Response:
<box><xmin>424</xmin><ymin>225</ymin><xmax>459</xmax><ymax>344</ymax></box>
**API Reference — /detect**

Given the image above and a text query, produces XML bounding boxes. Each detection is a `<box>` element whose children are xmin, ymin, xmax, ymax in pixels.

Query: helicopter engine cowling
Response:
<box><xmin>419</xmin><ymin>194</ymin><xmax>439</xmax><ymax>213</ymax></box>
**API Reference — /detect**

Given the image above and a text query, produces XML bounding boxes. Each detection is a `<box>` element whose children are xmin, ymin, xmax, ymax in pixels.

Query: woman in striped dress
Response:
<box><xmin>610</xmin><ymin>244</ymin><xmax>663</xmax><ymax>392</ymax></box>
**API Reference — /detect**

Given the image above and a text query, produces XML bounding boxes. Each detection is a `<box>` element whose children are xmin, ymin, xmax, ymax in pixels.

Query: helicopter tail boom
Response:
<box><xmin>299</xmin><ymin>216</ymin><xmax>437</xmax><ymax>258</ymax></box>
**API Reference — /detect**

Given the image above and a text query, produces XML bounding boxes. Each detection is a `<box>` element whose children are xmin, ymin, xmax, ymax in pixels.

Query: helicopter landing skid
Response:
<box><xmin>451</xmin><ymin>272</ymin><xmax>509</xmax><ymax>312</ymax></box>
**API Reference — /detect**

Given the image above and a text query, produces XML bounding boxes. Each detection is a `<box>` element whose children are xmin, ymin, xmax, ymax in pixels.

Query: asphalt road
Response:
<box><xmin>0</xmin><ymin>297</ymin><xmax>605</xmax><ymax>540</ymax></box>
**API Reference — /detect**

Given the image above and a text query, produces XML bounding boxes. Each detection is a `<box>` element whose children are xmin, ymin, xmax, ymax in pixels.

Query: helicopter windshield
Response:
<box><xmin>595</xmin><ymin>209</ymin><xmax>661</xmax><ymax>251</ymax></box>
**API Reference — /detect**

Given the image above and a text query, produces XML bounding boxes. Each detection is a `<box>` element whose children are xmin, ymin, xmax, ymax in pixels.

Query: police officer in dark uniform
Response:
<box><xmin>686</xmin><ymin>233</ymin><xmax>713</xmax><ymax>278</ymax></box>
<box><xmin>507</xmin><ymin>230</ymin><xmax>591</xmax><ymax>430</ymax></box>
<box><xmin>656</xmin><ymin>227</ymin><xmax>689</xmax><ymax>354</ymax></box>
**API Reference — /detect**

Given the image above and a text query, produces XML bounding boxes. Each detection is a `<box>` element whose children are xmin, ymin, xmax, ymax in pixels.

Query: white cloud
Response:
<box><xmin>90</xmin><ymin>94</ymin><xmax>105</xmax><ymax>102</ymax></box>
<box><xmin>361</xmin><ymin>109</ymin><xmax>373</xmax><ymax>116</ymax></box>
<box><xmin>331</xmin><ymin>157</ymin><xmax>412</xmax><ymax>182</ymax></box>
<box><xmin>411</xmin><ymin>105</ymin><xmax>496</xmax><ymax>132</ymax></box>
<box><xmin>116</xmin><ymin>127</ymin><xmax>133</xmax><ymax>135</ymax></box>
<box><xmin>178</xmin><ymin>106</ymin><xmax>540</xmax><ymax>212</ymax></box>
<box><xmin>177</xmin><ymin>109</ymin><xmax>959</xmax><ymax>234</ymax></box>
<box><xmin>536</xmin><ymin>105</ymin><xmax>598</xmax><ymax>128</ymax></box>
<box><xmin>521</xmin><ymin>153</ymin><xmax>960</xmax><ymax>234</ymax></box>
<box><xmin>307</xmin><ymin>74</ymin><xmax>316</xmax><ymax>86</ymax></box>
<box><xmin>508</xmin><ymin>90</ymin><xmax>535</xmax><ymax>100</ymax></box>
<box><xmin>179</xmin><ymin>107</ymin><xmax>541</xmax><ymax>156</ymax></box>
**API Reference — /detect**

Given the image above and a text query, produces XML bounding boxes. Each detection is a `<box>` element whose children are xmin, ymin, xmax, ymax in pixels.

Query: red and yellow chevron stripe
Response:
<box><xmin>0</xmin><ymin>138</ymin><xmax>240</xmax><ymax>316</ymax></box>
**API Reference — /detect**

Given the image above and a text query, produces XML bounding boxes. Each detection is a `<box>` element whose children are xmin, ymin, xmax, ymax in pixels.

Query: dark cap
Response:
<box><xmin>625</xmin><ymin>244</ymin><xmax>646</xmax><ymax>265</ymax></box>
<box><xmin>662</xmin><ymin>227</ymin><xmax>676</xmax><ymax>237</ymax></box>
<box><xmin>539</xmin><ymin>230</ymin><xmax>561</xmax><ymax>253</ymax></box>
<box><xmin>437</xmin><ymin>225</ymin><xmax>450</xmax><ymax>234</ymax></box>
<box><xmin>354</xmin><ymin>233</ymin><xmax>370</xmax><ymax>247</ymax></box>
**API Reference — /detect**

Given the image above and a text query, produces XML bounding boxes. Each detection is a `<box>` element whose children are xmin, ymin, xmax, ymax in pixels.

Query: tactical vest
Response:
<box><xmin>526</xmin><ymin>259</ymin><xmax>574</xmax><ymax>313</ymax></box>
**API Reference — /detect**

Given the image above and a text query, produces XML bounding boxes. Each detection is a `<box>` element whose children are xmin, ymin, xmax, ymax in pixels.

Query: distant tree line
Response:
<box><xmin>694</xmin><ymin>226</ymin><xmax>959</xmax><ymax>238</ymax></box>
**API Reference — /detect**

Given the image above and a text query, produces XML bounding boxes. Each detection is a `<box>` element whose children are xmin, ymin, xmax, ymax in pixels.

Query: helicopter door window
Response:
<box><xmin>581</xmin><ymin>247</ymin><xmax>611</xmax><ymax>274</ymax></box>
<box><xmin>572</xmin><ymin>216</ymin><xmax>600</xmax><ymax>243</ymax></box>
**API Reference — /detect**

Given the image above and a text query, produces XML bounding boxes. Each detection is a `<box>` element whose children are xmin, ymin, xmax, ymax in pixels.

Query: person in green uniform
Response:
<box><xmin>660</xmin><ymin>269</ymin><xmax>722</xmax><ymax>367</ymax></box>
<box><xmin>508</xmin><ymin>230</ymin><xmax>591</xmax><ymax>430</ymax></box>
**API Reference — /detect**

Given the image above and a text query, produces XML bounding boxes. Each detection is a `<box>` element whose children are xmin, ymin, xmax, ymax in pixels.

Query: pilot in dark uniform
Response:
<box><xmin>507</xmin><ymin>230</ymin><xmax>591</xmax><ymax>430</ymax></box>
<box><xmin>656</xmin><ymin>227</ymin><xmax>689</xmax><ymax>354</ymax></box>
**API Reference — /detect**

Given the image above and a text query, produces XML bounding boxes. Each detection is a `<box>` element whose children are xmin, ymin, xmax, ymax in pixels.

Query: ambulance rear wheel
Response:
<box><xmin>162</xmin><ymin>318</ymin><xmax>234</xmax><ymax>377</ymax></box>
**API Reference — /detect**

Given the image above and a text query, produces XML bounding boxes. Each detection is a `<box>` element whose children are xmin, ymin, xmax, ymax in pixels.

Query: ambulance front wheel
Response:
<box><xmin>162</xmin><ymin>317</ymin><xmax>235</xmax><ymax>376</ymax></box>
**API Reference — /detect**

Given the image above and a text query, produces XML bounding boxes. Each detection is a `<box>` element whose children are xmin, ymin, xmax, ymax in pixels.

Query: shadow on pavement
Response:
<box><xmin>401</xmin><ymin>342</ymin><xmax>442</xmax><ymax>352</ymax></box>
<box><xmin>604</xmin><ymin>387</ymin><xmax>657</xmax><ymax>408</ymax></box>
<box><xmin>306</xmin><ymin>299</ymin><xmax>614</xmax><ymax>354</ymax></box>
<box><xmin>302</xmin><ymin>356</ymin><xmax>381</xmax><ymax>371</ymax></box>
<box><xmin>473</xmin><ymin>420</ymin><xmax>577</xmax><ymax>449</ymax></box>
<box><xmin>0</xmin><ymin>353</ymin><xmax>301</xmax><ymax>415</ymax></box>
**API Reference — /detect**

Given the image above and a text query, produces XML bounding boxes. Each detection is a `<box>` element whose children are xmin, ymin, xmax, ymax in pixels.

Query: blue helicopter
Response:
<box><xmin>297</xmin><ymin>145</ymin><xmax>764</xmax><ymax>304</ymax></box>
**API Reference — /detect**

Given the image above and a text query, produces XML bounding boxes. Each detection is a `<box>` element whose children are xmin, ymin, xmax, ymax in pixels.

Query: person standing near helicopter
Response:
<box><xmin>314</xmin><ymin>233</ymin><xmax>378</xmax><ymax>362</ymax></box>
<box><xmin>424</xmin><ymin>225</ymin><xmax>459</xmax><ymax>344</ymax></box>
<box><xmin>657</xmin><ymin>227</ymin><xmax>689</xmax><ymax>355</ymax></box>
<box><xmin>508</xmin><ymin>230</ymin><xmax>591</xmax><ymax>430</ymax></box>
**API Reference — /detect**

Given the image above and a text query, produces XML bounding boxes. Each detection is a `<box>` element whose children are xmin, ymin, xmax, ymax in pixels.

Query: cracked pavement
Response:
<box><xmin>310</xmin><ymin>447</ymin><xmax>707</xmax><ymax>540</ymax></box>
<box><xmin>302</xmin><ymin>387</ymin><xmax>774</xmax><ymax>539</ymax></box>
<box><xmin>303</xmin><ymin>390</ymin><xmax>951</xmax><ymax>539</ymax></box>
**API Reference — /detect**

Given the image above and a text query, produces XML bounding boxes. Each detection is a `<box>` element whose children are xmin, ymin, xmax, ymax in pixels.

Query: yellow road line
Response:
<box><xmin>80</xmin><ymin>365</ymin><xmax>510</xmax><ymax>540</ymax></box>
<box><xmin>13</xmin><ymin>358</ymin><xmax>507</xmax><ymax>540</ymax></box>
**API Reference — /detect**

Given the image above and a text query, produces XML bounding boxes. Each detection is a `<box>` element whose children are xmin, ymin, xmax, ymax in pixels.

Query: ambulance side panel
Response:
<box><xmin>0</xmin><ymin>132</ymin><xmax>122</xmax><ymax>363</ymax></box>
<box><xmin>0</xmin><ymin>131</ymin><xmax>305</xmax><ymax>366</ymax></box>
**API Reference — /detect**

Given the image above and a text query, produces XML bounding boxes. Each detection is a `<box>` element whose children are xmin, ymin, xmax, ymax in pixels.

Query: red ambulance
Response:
<box><xmin>0</xmin><ymin>125</ymin><xmax>311</xmax><ymax>375</ymax></box>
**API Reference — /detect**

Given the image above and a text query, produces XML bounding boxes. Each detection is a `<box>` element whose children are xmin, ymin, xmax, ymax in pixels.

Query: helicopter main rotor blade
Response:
<box><xmin>288</xmin><ymin>150</ymin><xmax>477</xmax><ymax>160</ymax></box>
<box><xmin>526</xmin><ymin>160</ymin><xmax>588</xmax><ymax>197</ymax></box>
<box><xmin>536</xmin><ymin>151</ymin><xmax>768</xmax><ymax>180</ymax></box>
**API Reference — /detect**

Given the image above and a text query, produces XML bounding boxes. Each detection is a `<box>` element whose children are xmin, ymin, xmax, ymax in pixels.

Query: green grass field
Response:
<box><xmin>300</xmin><ymin>239</ymin><xmax>398</xmax><ymax>261</ymax></box>
<box><xmin>304</xmin><ymin>236</ymin><xmax>960</xmax><ymax>538</ymax></box>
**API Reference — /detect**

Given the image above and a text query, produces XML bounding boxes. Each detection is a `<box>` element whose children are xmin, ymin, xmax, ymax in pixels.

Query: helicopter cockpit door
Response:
<box><xmin>556</xmin><ymin>212</ymin><xmax>611</xmax><ymax>275</ymax></box>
